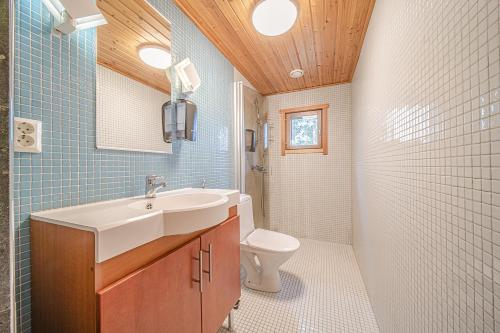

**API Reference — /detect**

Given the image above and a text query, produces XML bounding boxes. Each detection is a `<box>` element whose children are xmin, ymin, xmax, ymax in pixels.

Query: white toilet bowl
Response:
<box><xmin>238</xmin><ymin>194</ymin><xmax>300</xmax><ymax>292</ymax></box>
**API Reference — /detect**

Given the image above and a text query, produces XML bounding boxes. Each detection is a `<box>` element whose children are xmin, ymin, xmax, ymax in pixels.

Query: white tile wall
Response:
<box><xmin>96</xmin><ymin>65</ymin><xmax>172</xmax><ymax>154</ymax></box>
<box><xmin>266</xmin><ymin>84</ymin><xmax>352</xmax><ymax>244</ymax></box>
<box><xmin>352</xmin><ymin>0</ymin><xmax>500</xmax><ymax>332</ymax></box>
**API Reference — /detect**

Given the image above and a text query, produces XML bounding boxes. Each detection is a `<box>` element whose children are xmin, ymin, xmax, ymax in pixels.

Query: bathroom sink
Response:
<box><xmin>127</xmin><ymin>192</ymin><xmax>230</xmax><ymax>235</ymax></box>
<box><xmin>31</xmin><ymin>188</ymin><xmax>240</xmax><ymax>262</ymax></box>
<box><xmin>128</xmin><ymin>192</ymin><xmax>228</xmax><ymax>212</ymax></box>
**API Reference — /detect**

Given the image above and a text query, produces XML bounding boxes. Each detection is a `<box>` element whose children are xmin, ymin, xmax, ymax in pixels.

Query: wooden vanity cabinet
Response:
<box><xmin>31</xmin><ymin>208</ymin><xmax>240</xmax><ymax>333</ymax></box>
<box><xmin>200</xmin><ymin>217</ymin><xmax>241</xmax><ymax>333</ymax></box>
<box><xmin>97</xmin><ymin>238</ymin><xmax>202</xmax><ymax>333</ymax></box>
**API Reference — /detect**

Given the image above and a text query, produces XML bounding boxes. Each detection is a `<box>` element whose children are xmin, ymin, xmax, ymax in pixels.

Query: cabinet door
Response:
<box><xmin>98</xmin><ymin>238</ymin><xmax>202</xmax><ymax>333</ymax></box>
<box><xmin>201</xmin><ymin>215</ymin><xmax>241</xmax><ymax>333</ymax></box>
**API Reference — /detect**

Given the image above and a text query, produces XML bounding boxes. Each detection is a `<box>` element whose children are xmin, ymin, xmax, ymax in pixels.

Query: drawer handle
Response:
<box><xmin>202</xmin><ymin>244</ymin><xmax>213</xmax><ymax>282</ymax></box>
<box><xmin>193</xmin><ymin>250</ymin><xmax>203</xmax><ymax>292</ymax></box>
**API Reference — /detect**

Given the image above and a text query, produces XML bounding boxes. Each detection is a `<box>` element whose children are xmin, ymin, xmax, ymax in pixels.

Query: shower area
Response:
<box><xmin>235</xmin><ymin>83</ymin><xmax>268</xmax><ymax>230</ymax></box>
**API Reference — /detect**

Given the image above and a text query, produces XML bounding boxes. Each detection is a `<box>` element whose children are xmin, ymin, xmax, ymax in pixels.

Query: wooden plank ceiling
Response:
<box><xmin>97</xmin><ymin>0</ymin><xmax>171</xmax><ymax>94</ymax></box>
<box><xmin>175</xmin><ymin>0</ymin><xmax>375</xmax><ymax>95</ymax></box>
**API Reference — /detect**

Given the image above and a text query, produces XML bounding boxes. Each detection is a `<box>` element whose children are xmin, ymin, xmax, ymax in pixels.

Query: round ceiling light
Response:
<box><xmin>290</xmin><ymin>69</ymin><xmax>304</xmax><ymax>79</ymax></box>
<box><xmin>138</xmin><ymin>45</ymin><xmax>172</xmax><ymax>69</ymax></box>
<box><xmin>252</xmin><ymin>0</ymin><xmax>298</xmax><ymax>36</ymax></box>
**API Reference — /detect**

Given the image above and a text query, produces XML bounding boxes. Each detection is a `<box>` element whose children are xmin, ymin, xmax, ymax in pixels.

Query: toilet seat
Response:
<box><xmin>246</xmin><ymin>228</ymin><xmax>300</xmax><ymax>253</ymax></box>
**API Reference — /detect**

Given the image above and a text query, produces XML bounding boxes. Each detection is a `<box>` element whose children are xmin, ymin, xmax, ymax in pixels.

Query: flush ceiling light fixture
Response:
<box><xmin>290</xmin><ymin>69</ymin><xmax>304</xmax><ymax>79</ymax></box>
<box><xmin>252</xmin><ymin>0</ymin><xmax>298</xmax><ymax>36</ymax></box>
<box><xmin>42</xmin><ymin>0</ymin><xmax>107</xmax><ymax>34</ymax></box>
<box><xmin>138</xmin><ymin>45</ymin><xmax>173</xmax><ymax>69</ymax></box>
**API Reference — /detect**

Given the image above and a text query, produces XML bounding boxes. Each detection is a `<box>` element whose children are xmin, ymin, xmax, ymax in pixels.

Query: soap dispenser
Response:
<box><xmin>162</xmin><ymin>99</ymin><xmax>197</xmax><ymax>142</ymax></box>
<box><xmin>162</xmin><ymin>100</ymin><xmax>176</xmax><ymax>143</ymax></box>
<box><xmin>176</xmin><ymin>99</ymin><xmax>197</xmax><ymax>141</ymax></box>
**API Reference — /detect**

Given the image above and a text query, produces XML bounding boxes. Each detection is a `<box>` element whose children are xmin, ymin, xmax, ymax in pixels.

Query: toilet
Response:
<box><xmin>238</xmin><ymin>194</ymin><xmax>300</xmax><ymax>292</ymax></box>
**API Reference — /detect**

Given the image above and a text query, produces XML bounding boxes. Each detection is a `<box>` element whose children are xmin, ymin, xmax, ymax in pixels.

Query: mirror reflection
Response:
<box><xmin>96</xmin><ymin>0</ymin><xmax>172</xmax><ymax>154</ymax></box>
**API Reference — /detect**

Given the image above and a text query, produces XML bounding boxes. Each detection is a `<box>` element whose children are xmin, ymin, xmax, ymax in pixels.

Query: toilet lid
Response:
<box><xmin>246</xmin><ymin>229</ymin><xmax>300</xmax><ymax>253</ymax></box>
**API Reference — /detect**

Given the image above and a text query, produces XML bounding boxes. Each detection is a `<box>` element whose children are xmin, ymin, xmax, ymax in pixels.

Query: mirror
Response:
<box><xmin>95</xmin><ymin>0</ymin><xmax>172</xmax><ymax>154</ymax></box>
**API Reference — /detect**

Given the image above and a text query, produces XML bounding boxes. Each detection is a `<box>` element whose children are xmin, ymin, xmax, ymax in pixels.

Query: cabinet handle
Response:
<box><xmin>202</xmin><ymin>244</ymin><xmax>213</xmax><ymax>282</ymax></box>
<box><xmin>193</xmin><ymin>250</ymin><xmax>203</xmax><ymax>292</ymax></box>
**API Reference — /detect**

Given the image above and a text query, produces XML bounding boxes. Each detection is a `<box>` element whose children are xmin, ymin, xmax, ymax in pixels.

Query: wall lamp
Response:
<box><xmin>42</xmin><ymin>0</ymin><xmax>107</xmax><ymax>34</ymax></box>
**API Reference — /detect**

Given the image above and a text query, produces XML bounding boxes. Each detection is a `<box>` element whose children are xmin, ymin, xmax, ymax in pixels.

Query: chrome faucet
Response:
<box><xmin>201</xmin><ymin>179</ymin><xmax>206</xmax><ymax>189</ymax></box>
<box><xmin>145</xmin><ymin>175</ymin><xmax>167</xmax><ymax>198</ymax></box>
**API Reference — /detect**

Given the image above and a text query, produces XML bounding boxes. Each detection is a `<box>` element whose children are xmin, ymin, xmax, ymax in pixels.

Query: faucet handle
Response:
<box><xmin>146</xmin><ymin>175</ymin><xmax>164</xmax><ymax>183</ymax></box>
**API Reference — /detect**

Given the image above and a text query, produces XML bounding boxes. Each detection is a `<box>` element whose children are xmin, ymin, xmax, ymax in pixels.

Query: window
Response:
<box><xmin>280</xmin><ymin>104</ymin><xmax>328</xmax><ymax>155</ymax></box>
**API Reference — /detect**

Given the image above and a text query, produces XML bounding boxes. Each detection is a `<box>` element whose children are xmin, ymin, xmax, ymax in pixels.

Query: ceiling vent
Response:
<box><xmin>289</xmin><ymin>69</ymin><xmax>304</xmax><ymax>79</ymax></box>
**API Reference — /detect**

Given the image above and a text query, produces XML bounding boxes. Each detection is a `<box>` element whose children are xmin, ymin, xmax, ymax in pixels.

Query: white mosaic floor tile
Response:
<box><xmin>219</xmin><ymin>239</ymin><xmax>379</xmax><ymax>333</ymax></box>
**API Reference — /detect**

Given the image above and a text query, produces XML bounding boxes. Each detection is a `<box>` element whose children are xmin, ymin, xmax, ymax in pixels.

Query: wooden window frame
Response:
<box><xmin>280</xmin><ymin>104</ymin><xmax>329</xmax><ymax>156</ymax></box>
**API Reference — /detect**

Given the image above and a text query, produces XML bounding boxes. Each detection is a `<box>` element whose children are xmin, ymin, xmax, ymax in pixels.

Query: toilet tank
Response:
<box><xmin>238</xmin><ymin>194</ymin><xmax>255</xmax><ymax>241</ymax></box>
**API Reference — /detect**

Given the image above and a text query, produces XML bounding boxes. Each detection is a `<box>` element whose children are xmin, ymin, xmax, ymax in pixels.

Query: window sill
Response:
<box><xmin>282</xmin><ymin>148</ymin><xmax>327</xmax><ymax>155</ymax></box>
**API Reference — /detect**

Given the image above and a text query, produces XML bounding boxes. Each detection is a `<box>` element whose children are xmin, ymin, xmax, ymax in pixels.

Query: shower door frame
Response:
<box><xmin>233</xmin><ymin>81</ymin><xmax>245</xmax><ymax>193</ymax></box>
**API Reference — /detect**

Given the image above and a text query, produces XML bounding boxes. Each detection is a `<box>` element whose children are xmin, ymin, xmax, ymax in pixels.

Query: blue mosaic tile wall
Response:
<box><xmin>13</xmin><ymin>0</ymin><xmax>234</xmax><ymax>331</ymax></box>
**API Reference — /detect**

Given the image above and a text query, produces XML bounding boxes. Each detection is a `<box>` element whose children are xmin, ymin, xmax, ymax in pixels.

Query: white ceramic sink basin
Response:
<box><xmin>127</xmin><ymin>192</ymin><xmax>230</xmax><ymax>236</ymax></box>
<box><xmin>31</xmin><ymin>188</ymin><xmax>240</xmax><ymax>263</ymax></box>
<box><xmin>128</xmin><ymin>192</ymin><xmax>227</xmax><ymax>212</ymax></box>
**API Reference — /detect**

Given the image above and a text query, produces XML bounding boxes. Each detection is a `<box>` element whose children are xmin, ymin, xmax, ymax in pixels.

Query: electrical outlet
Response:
<box><xmin>14</xmin><ymin>117</ymin><xmax>42</xmax><ymax>153</ymax></box>
<box><xmin>17</xmin><ymin>121</ymin><xmax>35</xmax><ymax>134</ymax></box>
<box><xmin>17</xmin><ymin>135</ymin><xmax>35</xmax><ymax>147</ymax></box>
